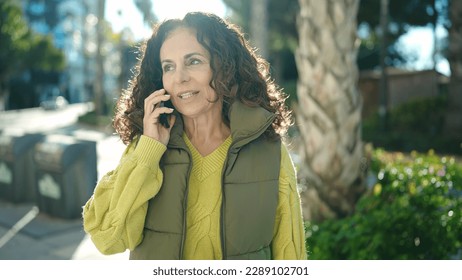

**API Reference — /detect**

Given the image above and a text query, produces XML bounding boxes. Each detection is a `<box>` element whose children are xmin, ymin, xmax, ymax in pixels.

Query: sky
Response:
<box><xmin>105</xmin><ymin>0</ymin><xmax>227</xmax><ymax>40</ymax></box>
<box><xmin>105</xmin><ymin>0</ymin><xmax>450</xmax><ymax>76</ymax></box>
<box><xmin>398</xmin><ymin>26</ymin><xmax>450</xmax><ymax>76</ymax></box>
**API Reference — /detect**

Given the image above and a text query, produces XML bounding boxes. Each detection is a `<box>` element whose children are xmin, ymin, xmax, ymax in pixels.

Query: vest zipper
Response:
<box><xmin>182</xmin><ymin>151</ymin><xmax>192</xmax><ymax>260</ymax></box>
<box><xmin>220</xmin><ymin>142</ymin><xmax>243</xmax><ymax>260</ymax></box>
<box><xmin>220</xmin><ymin>134</ymin><xmax>271</xmax><ymax>259</ymax></box>
<box><xmin>180</xmin><ymin>181</ymin><xmax>189</xmax><ymax>259</ymax></box>
<box><xmin>221</xmin><ymin>141</ymin><xmax>243</xmax><ymax>260</ymax></box>
<box><xmin>220</xmin><ymin>163</ymin><xmax>227</xmax><ymax>260</ymax></box>
<box><xmin>170</xmin><ymin>142</ymin><xmax>192</xmax><ymax>260</ymax></box>
<box><xmin>220</xmin><ymin>125</ymin><xmax>270</xmax><ymax>260</ymax></box>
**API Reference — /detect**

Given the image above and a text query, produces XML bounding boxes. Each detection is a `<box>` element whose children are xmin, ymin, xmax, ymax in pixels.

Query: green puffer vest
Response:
<box><xmin>130</xmin><ymin>102</ymin><xmax>281</xmax><ymax>260</ymax></box>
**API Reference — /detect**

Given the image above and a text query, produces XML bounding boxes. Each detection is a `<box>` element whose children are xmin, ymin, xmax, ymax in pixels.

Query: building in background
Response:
<box><xmin>19</xmin><ymin>0</ymin><xmax>122</xmax><ymax>108</ymax></box>
<box><xmin>359</xmin><ymin>68</ymin><xmax>449</xmax><ymax>119</ymax></box>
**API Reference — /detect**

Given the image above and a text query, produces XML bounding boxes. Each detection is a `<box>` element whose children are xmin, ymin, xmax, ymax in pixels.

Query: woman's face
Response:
<box><xmin>160</xmin><ymin>27</ymin><xmax>221</xmax><ymax>120</ymax></box>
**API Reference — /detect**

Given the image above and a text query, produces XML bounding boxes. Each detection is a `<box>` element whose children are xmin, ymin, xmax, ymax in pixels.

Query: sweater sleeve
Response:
<box><xmin>82</xmin><ymin>135</ymin><xmax>166</xmax><ymax>255</ymax></box>
<box><xmin>272</xmin><ymin>143</ymin><xmax>307</xmax><ymax>260</ymax></box>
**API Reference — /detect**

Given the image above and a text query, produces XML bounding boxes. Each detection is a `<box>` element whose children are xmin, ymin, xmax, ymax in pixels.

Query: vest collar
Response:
<box><xmin>229</xmin><ymin>101</ymin><xmax>275</xmax><ymax>149</ymax></box>
<box><xmin>168</xmin><ymin>110</ymin><xmax>186</xmax><ymax>149</ymax></box>
<box><xmin>167</xmin><ymin>101</ymin><xmax>276</xmax><ymax>150</ymax></box>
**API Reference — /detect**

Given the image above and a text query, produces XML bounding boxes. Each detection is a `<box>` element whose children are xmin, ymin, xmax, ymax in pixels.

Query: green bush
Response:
<box><xmin>77</xmin><ymin>110</ymin><xmax>114</xmax><ymax>128</ymax></box>
<box><xmin>362</xmin><ymin>95</ymin><xmax>462</xmax><ymax>155</ymax></box>
<box><xmin>306</xmin><ymin>149</ymin><xmax>462</xmax><ymax>259</ymax></box>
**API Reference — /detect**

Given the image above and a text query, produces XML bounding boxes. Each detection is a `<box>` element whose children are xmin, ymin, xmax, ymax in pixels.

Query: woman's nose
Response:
<box><xmin>174</xmin><ymin>66</ymin><xmax>190</xmax><ymax>83</ymax></box>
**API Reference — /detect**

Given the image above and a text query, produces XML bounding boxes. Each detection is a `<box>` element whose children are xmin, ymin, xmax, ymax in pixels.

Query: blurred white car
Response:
<box><xmin>40</xmin><ymin>96</ymin><xmax>69</xmax><ymax>110</ymax></box>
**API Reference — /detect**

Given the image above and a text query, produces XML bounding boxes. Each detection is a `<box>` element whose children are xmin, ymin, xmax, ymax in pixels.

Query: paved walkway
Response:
<box><xmin>0</xmin><ymin>200</ymin><xmax>128</xmax><ymax>260</ymax></box>
<box><xmin>0</xmin><ymin>124</ymin><xmax>130</xmax><ymax>260</ymax></box>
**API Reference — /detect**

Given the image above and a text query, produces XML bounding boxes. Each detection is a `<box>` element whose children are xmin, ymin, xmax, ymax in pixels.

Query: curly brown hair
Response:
<box><xmin>113</xmin><ymin>12</ymin><xmax>292</xmax><ymax>145</ymax></box>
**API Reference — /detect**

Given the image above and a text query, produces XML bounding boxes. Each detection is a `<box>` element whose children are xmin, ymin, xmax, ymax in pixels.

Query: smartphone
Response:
<box><xmin>159</xmin><ymin>99</ymin><xmax>173</xmax><ymax>128</ymax></box>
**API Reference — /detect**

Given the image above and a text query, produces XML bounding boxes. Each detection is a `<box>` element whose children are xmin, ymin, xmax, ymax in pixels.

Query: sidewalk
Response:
<box><xmin>0</xmin><ymin>125</ymin><xmax>130</xmax><ymax>260</ymax></box>
<box><xmin>0</xmin><ymin>200</ymin><xmax>128</xmax><ymax>260</ymax></box>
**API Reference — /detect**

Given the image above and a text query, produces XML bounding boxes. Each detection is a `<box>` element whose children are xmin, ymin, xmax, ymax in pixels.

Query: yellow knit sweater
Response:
<box><xmin>83</xmin><ymin>135</ymin><xmax>306</xmax><ymax>260</ymax></box>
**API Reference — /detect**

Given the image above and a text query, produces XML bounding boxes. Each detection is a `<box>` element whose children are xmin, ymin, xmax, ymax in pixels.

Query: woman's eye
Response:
<box><xmin>163</xmin><ymin>64</ymin><xmax>174</xmax><ymax>72</ymax></box>
<box><xmin>189</xmin><ymin>58</ymin><xmax>201</xmax><ymax>65</ymax></box>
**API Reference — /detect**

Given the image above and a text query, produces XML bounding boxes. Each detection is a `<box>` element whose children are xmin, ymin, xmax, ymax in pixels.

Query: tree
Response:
<box><xmin>222</xmin><ymin>0</ymin><xmax>452</xmax><ymax>222</ymax></box>
<box><xmin>134</xmin><ymin>0</ymin><xmax>157</xmax><ymax>26</ymax></box>
<box><xmin>295</xmin><ymin>0</ymin><xmax>365</xmax><ymax>221</ymax></box>
<box><xmin>357</xmin><ymin>0</ymin><xmax>439</xmax><ymax>70</ymax></box>
<box><xmin>223</xmin><ymin>0</ymin><xmax>299</xmax><ymax>83</ymax></box>
<box><xmin>94</xmin><ymin>0</ymin><xmax>106</xmax><ymax>116</ymax></box>
<box><xmin>89</xmin><ymin>0</ymin><xmax>156</xmax><ymax>116</ymax></box>
<box><xmin>0</xmin><ymin>0</ymin><xmax>65</xmax><ymax>110</ymax></box>
<box><xmin>225</xmin><ymin>0</ymin><xmax>441</xmax><ymax>77</ymax></box>
<box><xmin>27</xmin><ymin>35</ymin><xmax>66</xmax><ymax>72</ymax></box>
<box><xmin>444</xmin><ymin>0</ymin><xmax>462</xmax><ymax>136</ymax></box>
<box><xmin>250</xmin><ymin>0</ymin><xmax>269</xmax><ymax>59</ymax></box>
<box><xmin>0</xmin><ymin>0</ymin><xmax>31</xmax><ymax>108</ymax></box>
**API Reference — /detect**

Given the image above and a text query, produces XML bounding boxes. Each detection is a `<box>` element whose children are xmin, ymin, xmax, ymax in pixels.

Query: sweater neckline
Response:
<box><xmin>182</xmin><ymin>133</ymin><xmax>232</xmax><ymax>181</ymax></box>
<box><xmin>182</xmin><ymin>132</ymin><xmax>232</xmax><ymax>158</ymax></box>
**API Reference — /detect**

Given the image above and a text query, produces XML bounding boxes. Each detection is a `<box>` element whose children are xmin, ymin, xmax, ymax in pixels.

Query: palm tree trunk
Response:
<box><xmin>295</xmin><ymin>0</ymin><xmax>365</xmax><ymax>222</ymax></box>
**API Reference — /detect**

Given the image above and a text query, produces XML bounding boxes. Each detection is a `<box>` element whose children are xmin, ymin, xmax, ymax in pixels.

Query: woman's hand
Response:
<box><xmin>143</xmin><ymin>89</ymin><xmax>176</xmax><ymax>146</ymax></box>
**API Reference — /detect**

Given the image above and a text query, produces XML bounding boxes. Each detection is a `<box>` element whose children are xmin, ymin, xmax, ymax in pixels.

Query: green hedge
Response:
<box><xmin>305</xmin><ymin>149</ymin><xmax>462</xmax><ymax>259</ymax></box>
<box><xmin>77</xmin><ymin>111</ymin><xmax>113</xmax><ymax>127</ymax></box>
<box><xmin>362</xmin><ymin>95</ymin><xmax>462</xmax><ymax>155</ymax></box>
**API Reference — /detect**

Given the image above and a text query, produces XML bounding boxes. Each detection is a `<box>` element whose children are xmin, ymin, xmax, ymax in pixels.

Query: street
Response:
<box><xmin>0</xmin><ymin>103</ymin><xmax>93</xmax><ymax>133</ymax></box>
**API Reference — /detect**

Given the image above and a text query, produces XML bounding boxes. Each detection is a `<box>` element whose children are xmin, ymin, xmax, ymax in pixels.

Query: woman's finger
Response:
<box><xmin>144</xmin><ymin>89</ymin><xmax>166</xmax><ymax>111</ymax></box>
<box><xmin>144</xmin><ymin>90</ymin><xmax>171</xmax><ymax>113</ymax></box>
<box><xmin>147</xmin><ymin>107</ymin><xmax>175</xmax><ymax>123</ymax></box>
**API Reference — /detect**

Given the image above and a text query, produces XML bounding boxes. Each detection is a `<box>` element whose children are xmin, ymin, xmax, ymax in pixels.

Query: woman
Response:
<box><xmin>83</xmin><ymin>12</ymin><xmax>306</xmax><ymax>260</ymax></box>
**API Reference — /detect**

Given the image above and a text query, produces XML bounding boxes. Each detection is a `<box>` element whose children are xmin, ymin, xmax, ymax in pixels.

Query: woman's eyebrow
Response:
<box><xmin>160</xmin><ymin>58</ymin><xmax>173</xmax><ymax>64</ymax></box>
<box><xmin>184</xmin><ymin>52</ymin><xmax>206</xmax><ymax>59</ymax></box>
<box><xmin>161</xmin><ymin>52</ymin><xmax>208</xmax><ymax>64</ymax></box>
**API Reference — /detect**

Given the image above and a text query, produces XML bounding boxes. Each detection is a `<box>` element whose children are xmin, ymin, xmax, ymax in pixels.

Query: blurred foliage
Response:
<box><xmin>223</xmin><ymin>0</ymin><xmax>446</xmax><ymax>79</ymax></box>
<box><xmin>78</xmin><ymin>97</ymin><xmax>117</xmax><ymax>130</ymax></box>
<box><xmin>27</xmin><ymin>35</ymin><xmax>66</xmax><ymax>72</ymax></box>
<box><xmin>133</xmin><ymin>0</ymin><xmax>157</xmax><ymax>25</ymax></box>
<box><xmin>358</xmin><ymin>0</ymin><xmax>442</xmax><ymax>29</ymax></box>
<box><xmin>78</xmin><ymin>110</ymin><xmax>114</xmax><ymax>130</ymax></box>
<box><xmin>280</xmin><ymin>79</ymin><xmax>297</xmax><ymax>106</ymax></box>
<box><xmin>357</xmin><ymin>0</ymin><xmax>446</xmax><ymax>70</ymax></box>
<box><xmin>306</xmin><ymin>148</ymin><xmax>462</xmax><ymax>259</ymax></box>
<box><xmin>0</xmin><ymin>0</ymin><xmax>65</xmax><ymax>84</ymax></box>
<box><xmin>223</xmin><ymin>0</ymin><xmax>299</xmax><ymax>51</ymax></box>
<box><xmin>362</xmin><ymin>94</ymin><xmax>462</xmax><ymax>155</ymax></box>
<box><xmin>223</xmin><ymin>0</ymin><xmax>299</xmax><ymax>83</ymax></box>
<box><xmin>0</xmin><ymin>0</ymin><xmax>31</xmax><ymax>82</ymax></box>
